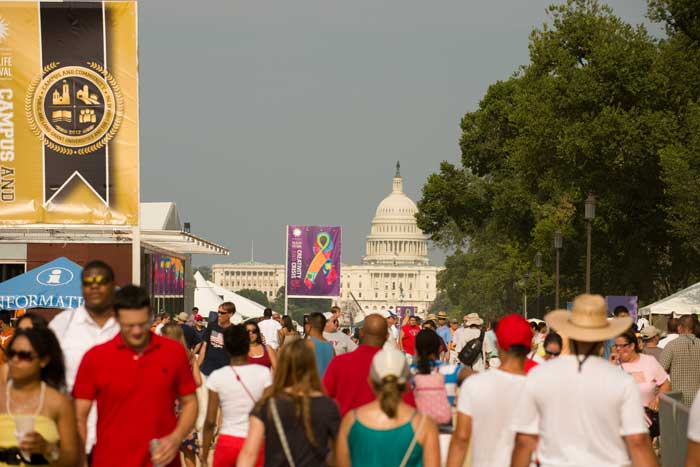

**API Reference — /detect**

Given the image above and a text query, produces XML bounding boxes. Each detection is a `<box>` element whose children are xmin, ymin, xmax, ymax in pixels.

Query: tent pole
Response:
<box><xmin>132</xmin><ymin>226</ymin><xmax>141</xmax><ymax>285</ymax></box>
<box><xmin>284</xmin><ymin>225</ymin><xmax>288</xmax><ymax>316</ymax></box>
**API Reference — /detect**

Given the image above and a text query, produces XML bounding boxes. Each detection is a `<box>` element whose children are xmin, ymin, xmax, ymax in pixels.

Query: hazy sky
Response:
<box><xmin>137</xmin><ymin>0</ymin><xmax>657</xmax><ymax>266</ymax></box>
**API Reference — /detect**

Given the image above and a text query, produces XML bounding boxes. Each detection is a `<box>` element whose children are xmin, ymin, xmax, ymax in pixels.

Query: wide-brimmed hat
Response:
<box><xmin>545</xmin><ymin>294</ymin><xmax>632</xmax><ymax>342</ymax></box>
<box><xmin>464</xmin><ymin>313</ymin><xmax>484</xmax><ymax>326</ymax></box>
<box><xmin>175</xmin><ymin>312</ymin><xmax>189</xmax><ymax>323</ymax></box>
<box><xmin>425</xmin><ymin>313</ymin><xmax>438</xmax><ymax>322</ymax></box>
<box><xmin>437</xmin><ymin>311</ymin><xmax>448</xmax><ymax>319</ymax></box>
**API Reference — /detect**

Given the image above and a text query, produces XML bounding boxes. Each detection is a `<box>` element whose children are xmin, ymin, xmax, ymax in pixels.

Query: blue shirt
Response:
<box><xmin>310</xmin><ymin>336</ymin><xmax>334</xmax><ymax>378</ymax></box>
<box><xmin>436</xmin><ymin>325</ymin><xmax>452</xmax><ymax>345</ymax></box>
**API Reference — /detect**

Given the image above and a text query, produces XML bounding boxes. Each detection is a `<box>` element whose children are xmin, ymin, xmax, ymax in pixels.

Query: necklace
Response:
<box><xmin>6</xmin><ymin>380</ymin><xmax>46</xmax><ymax>417</ymax></box>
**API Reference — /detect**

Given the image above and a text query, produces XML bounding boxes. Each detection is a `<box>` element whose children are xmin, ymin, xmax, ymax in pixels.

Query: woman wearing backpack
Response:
<box><xmin>412</xmin><ymin>330</ymin><xmax>468</xmax><ymax>428</ymax></box>
<box><xmin>335</xmin><ymin>349</ymin><xmax>440</xmax><ymax>467</ymax></box>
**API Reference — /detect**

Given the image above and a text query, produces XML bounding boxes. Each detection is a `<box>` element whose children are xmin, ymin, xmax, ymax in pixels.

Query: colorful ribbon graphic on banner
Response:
<box><xmin>304</xmin><ymin>232</ymin><xmax>338</xmax><ymax>289</ymax></box>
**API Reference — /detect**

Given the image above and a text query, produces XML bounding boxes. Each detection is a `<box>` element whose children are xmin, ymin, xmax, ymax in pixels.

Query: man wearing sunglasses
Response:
<box><xmin>49</xmin><ymin>259</ymin><xmax>119</xmax><ymax>459</ymax></box>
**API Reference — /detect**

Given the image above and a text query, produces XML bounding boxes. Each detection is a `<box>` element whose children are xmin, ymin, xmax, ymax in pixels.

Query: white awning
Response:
<box><xmin>0</xmin><ymin>225</ymin><xmax>229</xmax><ymax>256</ymax></box>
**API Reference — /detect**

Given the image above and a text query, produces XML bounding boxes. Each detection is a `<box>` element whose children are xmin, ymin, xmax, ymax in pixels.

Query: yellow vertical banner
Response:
<box><xmin>0</xmin><ymin>1</ymin><xmax>139</xmax><ymax>225</ymax></box>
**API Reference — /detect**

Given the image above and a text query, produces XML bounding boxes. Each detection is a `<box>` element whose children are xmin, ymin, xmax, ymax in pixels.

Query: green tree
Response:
<box><xmin>271</xmin><ymin>287</ymin><xmax>332</xmax><ymax>324</ymax></box>
<box><xmin>194</xmin><ymin>265</ymin><xmax>212</xmax><ymax>281</ymax></box>
<box><xmin>417</xmin><ymin>0</ymin><xmax>700</xmax><ymax>316</ymax></box>
<box><xmin>237</xmin><ymin>288</ymin><xmax>270</xmax><ymax>307</ymax></box>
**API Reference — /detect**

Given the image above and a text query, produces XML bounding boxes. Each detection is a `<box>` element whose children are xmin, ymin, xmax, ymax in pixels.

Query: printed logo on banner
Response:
<box><xmin>0</xmin><ymin>16</ymin><xmax>9</xmax><ymax>42</ymax></box>
<box><xmin>36</xmin><ymin>267</ymin><xmax>74</xmax><ymax>287</ymax></box>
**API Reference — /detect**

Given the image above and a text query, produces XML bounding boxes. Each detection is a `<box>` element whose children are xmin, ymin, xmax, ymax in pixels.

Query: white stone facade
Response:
<box><xmin>212</xmin><ymin>164</ymin><xmax>441</xmax><ymax>317</ymax></box>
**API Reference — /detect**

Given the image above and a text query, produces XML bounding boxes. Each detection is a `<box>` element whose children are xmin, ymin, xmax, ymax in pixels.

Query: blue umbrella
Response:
<box><xmin>0</xmin><ymin>257</ymin><xmax>83</xmax><ymax>310</ymax></box>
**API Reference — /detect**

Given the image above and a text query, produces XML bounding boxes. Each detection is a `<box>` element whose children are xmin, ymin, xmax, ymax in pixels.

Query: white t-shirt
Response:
<box><xmin>258</xmin><ymin>319</ymin><xmax>282</xmax><ymax>349</ymax></box>
<box><xmin>689</xmin><ymin>389</ymin><xmax>700</xmax><ymax>443</ymax></box>
<box><xmin>458</xmin><ymin>369</ymin><xmax>526</xmax><ymax>467</ymax></box>
<box><xmin>206</xmin><ymin>364</ymin><xmax>272</xmax><ymax>437</ymax></box>
<box><xmin>323</xmin><ymin>331</ymin><xmax>358</xmax><ymax>355</ymax></box>
<box><xmin>511</xmin><ymin>355</ymin><xmax>648</xmax><ymax>467</ymax></box>
<box><xmin>658</xmin><ymin>333</ymin><xmax>678</xmax><ymax>349</ymax></box>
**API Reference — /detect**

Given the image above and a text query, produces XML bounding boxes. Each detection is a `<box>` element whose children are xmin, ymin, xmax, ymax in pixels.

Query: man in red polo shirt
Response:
<box><xmin>399</xmin><ymin>315</ymin><xmax>421</xmax><ymax>357</ymax></box>
<box><xmin>323</xmin><ymin>313</ymin><xmax>415</xmax><ymax>416</ymax></box>
<box><xmin>73</xmin><ymin>285</ymin><xmax>197</xmax><ymax>467</ymax></box>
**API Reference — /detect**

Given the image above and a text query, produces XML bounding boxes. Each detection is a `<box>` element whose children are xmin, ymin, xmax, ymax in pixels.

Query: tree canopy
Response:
<box><xmin>417</xmin><ymin>0</ymin><xmax>700</xmax><ymax>320</ymax></box>
<box><xmin>236</xmin><ymin>288</ymin><xmax>270</xmax><ymax>308</ymax></box>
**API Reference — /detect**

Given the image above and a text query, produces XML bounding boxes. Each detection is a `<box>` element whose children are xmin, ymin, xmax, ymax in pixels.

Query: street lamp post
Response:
<box><xmin>554</xmin><ymin>230</ymin><xmax>562</xmax><ymax>308</ymax></box>
<box><xmin>534</xmin><ymin>252</ymin><xmax>542</xmax><ymax>318</ymax></box>
<box><xmin>584</xmin><ymin>193</ymin><xmax>596</xmax><ymax>293</ymax></box>
<box><xmin>523</xmin><ymin>271</ymin><xmax>530</xmax><ymax>319</ymax></box>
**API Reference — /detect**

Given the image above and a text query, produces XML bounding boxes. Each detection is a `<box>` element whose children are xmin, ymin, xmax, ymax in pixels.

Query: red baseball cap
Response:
<box><xmin>495</xmin><ymin>313</ymin><xmax>533</xmax><ymax>351</ymax></box>
<box><xmin>194</xmin><ymin>314</ymin><xmax>203</xmax><ymax>321</ymax></box>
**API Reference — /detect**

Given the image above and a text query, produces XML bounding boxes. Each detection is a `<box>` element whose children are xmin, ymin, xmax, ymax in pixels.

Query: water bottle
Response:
<box><xmin>149</xmin><ymin>439</ymin><xmax>163</xmax><ymax>467</ymax></box>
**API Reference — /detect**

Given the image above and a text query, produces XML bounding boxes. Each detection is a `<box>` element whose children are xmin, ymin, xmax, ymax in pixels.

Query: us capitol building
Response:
<box><xmin>212</xmin><ymin>163</ymin><xmax>442</xmax><ymax>318</ymax></box>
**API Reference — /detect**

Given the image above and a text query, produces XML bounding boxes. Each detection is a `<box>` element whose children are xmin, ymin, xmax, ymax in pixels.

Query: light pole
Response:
<box><xmin>523</xmin><ymin>271</ymin><xmax>530</xmax><ymax>319</ymax></box>
<box><xmin>534</xmin><ymin>252</ymin><xmax>542</xmax><ymax>318</ymax></box>
<box><xmin>584</xmin><ymin>193</ymin><xmax>596</xmax><ymax>293</ymax></box>
<box><xmin>554</xmin><ymin>230</ymin><xmax>562</xmax><ymax>308</ymax></box>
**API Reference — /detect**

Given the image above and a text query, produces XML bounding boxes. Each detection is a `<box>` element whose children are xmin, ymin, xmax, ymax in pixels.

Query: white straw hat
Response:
<box><xmin>545</xmin><ymin>294</ymin><xmax>632</xmax><ymax>342</ymax></box>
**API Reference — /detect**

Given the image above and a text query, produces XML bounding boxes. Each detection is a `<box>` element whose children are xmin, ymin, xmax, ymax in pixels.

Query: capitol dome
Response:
<box><xmin>362</xmin><ymin>162</ymin><xmax>429</xmax><ymax>266</ymax></box>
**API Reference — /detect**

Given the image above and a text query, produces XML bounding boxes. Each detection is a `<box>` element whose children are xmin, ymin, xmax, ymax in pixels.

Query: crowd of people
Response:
<box><xmin>0</xmin><ymin>259</ymin><xmax>698</xmax><ymax>466</ymax></box>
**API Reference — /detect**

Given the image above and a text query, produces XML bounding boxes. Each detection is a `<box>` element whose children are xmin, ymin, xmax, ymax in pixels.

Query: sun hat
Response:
<box><xmin>496</xmin><ymin>314</ymin><xmax>533</xmax><ymax>351</ymax></box>
<box><xmin>640</xmin><ymin>325</ymin><xmax>661</xmax><ymax>340</ymax></box>
<box><xmin>545</xmin><ymin>294</ymin><xmax>632</xmax><ymax>342</ymax></box>
<box><xmin>370</xmin><ymin>349</ymin><xmax>409</xmax><ymax>384</ymax></box>
<box><xmin>437</xmin><ymin>311</ymin><xmax>448</xmax><ymax>319</ymax></box>
<box><xmin>425</xmin><ymin>313</ymin><xmax>438</xmax><ymax>322</ymax></box>
<box><xmin>175</xmin><ymin>312</ymin><xmax>189</xmax><ymax>323</ymax></box>
<box><xmin>464</xmin><ymin>313</ymin><xmax>484</xmax><ymax>326</ymax></box>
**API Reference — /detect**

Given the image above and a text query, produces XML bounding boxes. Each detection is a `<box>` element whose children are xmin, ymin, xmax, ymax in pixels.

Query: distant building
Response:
<box><xmin>212</xmin><ymin>163</ymin><xmax>441</xmax><ymax>318</ymax></box>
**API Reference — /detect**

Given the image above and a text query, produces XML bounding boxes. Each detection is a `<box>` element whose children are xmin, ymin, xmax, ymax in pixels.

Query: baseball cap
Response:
<box><xmin>194</xmin><ymin>314</ymin><xmax>203</xmax><ymax>322</ymax></box>
<box><xmin>387</xmin><ymin>311</ymin><xmax>398</xmax><ymax>319</ymax></box>
<box><xmin>495</xmin><ymin>313</ymin><xmax>533</xmax><ymax>351</ymax></box>
<box><xmin>640</xmin><ymin>325</ymin><xmax>660</xmax><ymax>340</ymax></box>
<box><xmin>370</xmin><ymin>349</ymin><xmax>409</xmax><ymax>384</ymax></box>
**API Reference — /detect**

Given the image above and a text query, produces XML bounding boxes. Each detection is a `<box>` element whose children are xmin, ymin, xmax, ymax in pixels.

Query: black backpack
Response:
<box><xmin>458</xmin><ymin>329</ymin><xmax>485</xmax><ymax>367</ymax></box>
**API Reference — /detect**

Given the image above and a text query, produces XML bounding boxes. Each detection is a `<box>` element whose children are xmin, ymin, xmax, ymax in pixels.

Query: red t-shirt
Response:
<box><xmin>73</xmin><ymin>333</ymin><xmax>197</xmax><ymax>467</ymax></box>
<box><xmin>401</xmin><ymin>325</ymin><xmax>421</xmax><ymax>355</ymax></box>
<box><xmin>524</xmin><ymin>358</ymin><xmax>538</xmax><ymax>374</ymax></box>
<box><xmin>323</xmin><ymin>345</ymin><xmax>415</xmax><ymax>416</ymax></box>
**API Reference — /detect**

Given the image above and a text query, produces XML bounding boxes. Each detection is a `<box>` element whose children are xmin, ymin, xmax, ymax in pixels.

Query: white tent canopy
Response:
<box><xmin>639</xmin><ymin>281</ymin><xmax>700</xmax><ymax>316</ymax></box>
<box><xmin>193</xmin><ymin>272</ymin><xmax>265</xmax><ymax>322</ymax></box>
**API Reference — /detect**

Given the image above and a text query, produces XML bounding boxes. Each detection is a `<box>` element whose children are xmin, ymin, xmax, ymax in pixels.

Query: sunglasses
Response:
<box><xmin>218</xmin><ymin>311</ymin><xmax>233</xmax><ymax>315</ymax></box>
<box><xmin>438</xmin><ymin>317</ymin><xmax>446</xmax><ymax>320</ymax></box>
<box><xmin>247</xmin><ymin>329</ymin><xmax>258</xmax><ymax>334</ymax></box>
<box><xmin>6</xmin><ymin>349</ymin><xmax>37</xmax><ymax>362</ymax></box>
<box><xmin>82</xmin><ymin>275</ymin><xmax>111</xmax><ymax>287</ymax></box>
<box><xmin>545</xmin><ymin>350</ymin><xmax>561</xmax><ymax>356</ymax></box>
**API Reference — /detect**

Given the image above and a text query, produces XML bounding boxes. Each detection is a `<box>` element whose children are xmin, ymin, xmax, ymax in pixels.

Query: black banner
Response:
<box><xmin>40</xmin><ymin>2</ymin><xmax>107</xmax><ymax>204</ymax></box>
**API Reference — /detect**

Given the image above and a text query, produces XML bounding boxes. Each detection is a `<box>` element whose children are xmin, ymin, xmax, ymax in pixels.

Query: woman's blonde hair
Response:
<box><xmin>257</xmin><ymin>339</ymin><xmax>322</xmax><ymax>445</ymax></box>
<box><xmin>371</xmin><ymin>376</ymin><xmax>405</xmax><ymax>418</ymax></box>
<box><xmin>161</xmin><ymin>323</ymin><xmax>187</xmax><ymax>350</ymax></box>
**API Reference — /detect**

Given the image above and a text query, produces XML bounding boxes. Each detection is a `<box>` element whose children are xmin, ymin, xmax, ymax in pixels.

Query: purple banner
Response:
<box><xmin>150</xmin><ymin>254</ymin><xmax>185</xmax><ymax>296</ymax></box>
<box><xmin>286</xmin><ymin>225</ymin><xmax>341</xmax><ymax>297</ymax></box>
<box><xmin>395</xmin><ymin>306</ymin><xmax>417</xmax><ymax>326</ymax></box>
<box><xmin>606</xmin><ymin>296</ymin><xmax>638</xmax><ymax>321</ymax></box>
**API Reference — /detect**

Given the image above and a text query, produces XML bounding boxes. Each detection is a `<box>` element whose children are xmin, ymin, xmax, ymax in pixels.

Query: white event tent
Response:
<box><xmin>639</xmin><ymin>281</ymin><xmax>700</xmax><ymax>316</ymax></box>
<box><xmin>193</xmin><ymin>272</ymin><xmax>265</xmax><ymax>322</ymax></box>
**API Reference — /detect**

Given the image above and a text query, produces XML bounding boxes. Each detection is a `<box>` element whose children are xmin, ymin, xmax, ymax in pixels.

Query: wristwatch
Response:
<box><xmin>44</xmin><ymin>443</ymin><xmax>60</xmax><ymax>463</ymax></box>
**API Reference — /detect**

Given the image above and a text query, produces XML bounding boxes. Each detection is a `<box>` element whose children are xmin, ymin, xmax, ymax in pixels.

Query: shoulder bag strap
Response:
<box><xmin>231</xmin><ymin>366</ymin><xmax>256</xmax><ymax>403</ymax></box>
<box><xmin>270</xmin><ymin>398</ymin><xmax>296</xmax><ymax>467</ymax></box>
<box><xmin>399</xmin><ymin>413</ymin><xmax>426</xmax><ymax>467</ymax></box>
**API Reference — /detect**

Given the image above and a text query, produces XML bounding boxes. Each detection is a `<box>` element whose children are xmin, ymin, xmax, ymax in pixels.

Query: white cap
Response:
<box><xmin>370</xmin><ymin>349</ymin><xmax>409</xmax><ymax>384</ymax></box>
<box><xmin>323</xmin><ymin>312</ymin><xmax>333</xmax><ymax>320</ymax></box>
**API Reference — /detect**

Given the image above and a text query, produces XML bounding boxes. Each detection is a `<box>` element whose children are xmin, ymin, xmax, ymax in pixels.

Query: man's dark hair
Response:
<box><xmin>544</xmin><ymin>332</ymin><xmax>563</xmax><ymax>348</ymax></box>
<box><xmin>114</xmin><ymin>285</ymin><xmax>151</xmax><ymax>313</ymax></box>
<box><xmin>506</xmin><ymin>344</ymin><xmax>529</xmax><ymax>359</ymax></box>
<box><xmin>422</xmin><ymin>320</ymin><xmax>436</xmax><ymax>330</ymax></box>
<box><xmin>263</xmin><ymin>308</ymin><xmax>272</xmax><ymax>319</ymax></box>
<box><xmin>530</xmin><ymin>321</ymin><xmax>537</xmax><ymax>330</ymax></box>
<box><xmin>220</xmin><ymin>302</ymin><xmax>236</xmax><ymax>315</ymax></box>
<box><xmin>613</xmin><ymin>306</ymin><xmax>629</xmax><ymax>317</ymax></box>
<box><xmin>81</xmin><ymin>260</ymin><xmax>115</xmax><ymax>282</ymax></box>
<box><xmin>309</xmin><ymin>312</ymin><xmax>326</xmax><ymax>331</ymax></box>
<box><xmin>0</xmin><ymin>310</ymin><xmax>11</xmax><ymax>326</ymax></box>
<box><xmin>537</xmin><ymin>322</ymin><xmax>547</xmax><ymax>332</ymax></box>
<box><xmin>679</xmin><ymin>315</ymin><xmax>695</xmax><ymax>333</ymax></box>
<box><xmin>224</xmin><ymin>324</ymin><xmax>249</xmax><ymax>358</ymax></box>
<box><xmin>331</xmin><ymin>306</ymin><xmax>341</xmax><ymax>314</ymax></box>
<box><xmin>192</xmin><ymin>307</ymin><xmax>199</xmax><ymax>313</ymax></box>
<box><xmin>667</xmin><ymin>318</ymin><xmax>679</xmax><ymax>334</ymax></box>
<box><xmin>491</xmin><ymin>320</ymin><xmax>499</xmax><ymax>332</ymax></box>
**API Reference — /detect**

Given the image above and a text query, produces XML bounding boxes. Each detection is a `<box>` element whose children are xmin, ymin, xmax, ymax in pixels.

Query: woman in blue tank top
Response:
<box><xmin>334</xmin><ymin>349</ymin><xmax>440</xmax><ymax>467</ymax></box>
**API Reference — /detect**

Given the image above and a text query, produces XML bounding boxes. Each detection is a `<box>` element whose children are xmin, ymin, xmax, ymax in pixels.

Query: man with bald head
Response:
<box><xmin>660</xmin><ymin>315</ymin><xmax>700</xmax><ymax>406</ymax></box>
<box><xmin>323</xmin><ymin>313</ymin><xmax>415</xmax><ymax>416</ymax></box>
